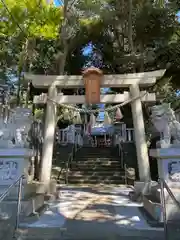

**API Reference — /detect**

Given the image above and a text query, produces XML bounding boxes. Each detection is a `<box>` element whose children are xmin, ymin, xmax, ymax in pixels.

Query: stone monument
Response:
<box><xmin>143</xmin><ymin>103</ymin><xmax>180</xmax><ymax>222</ymax></box>
<box><xmin>0</xmin><ymin>107</ymin><xmax>44</xmax><ymax>218</ymax></box>
<box><xmin>150</xmin><ymin>103</ymin><xmax>180</xmax><ymax>186</ymax></box>
<box><xmin>0</xmin><ymin>107</ymin><xmax>34</xmax><ymax>184</ymax></box>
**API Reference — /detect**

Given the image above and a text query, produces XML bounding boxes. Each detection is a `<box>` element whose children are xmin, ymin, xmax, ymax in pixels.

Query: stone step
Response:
<box><xmin>71</xmin><ymin>161</ymin><xmax>121</xmax><ymax>168</ymax></box>
<box><xmin>68</xmin><ymin>171</ymin><xmax>124</xmax><ymax>177</ymax></box>
<box><xmin>76</xmin><ymin>151</ymin><xmax>113</xmax><ymax>156</ymax></box>
<box><xmin>74</xmin><ymin>162</ymin><xmax>121</xmax><ymax>167</ymax></box>
<box><xmin>67</xmin><ymin>179</ymin><xmax>125</xmax><ymax>184</ymax></box>
<box><xmin>58</xmin><ymin>171</ymin><xmax>125</xmax><ymax>183</ymax></box>
<box><xmin>16</xmin><ymin>226</ymin><xmax>67</xmax><ymax>240</ymax></box>
<box><xmin>16</xmin><ymin>228</ymin><xmax>166</xmax><ymax>240</ymax></box>
<box><xmin>16</xmin><ymin>213</ymin><xmax>180</xmax><ymax>240</ymax></box>
<box><xmin>78</xmin><ymin>147</ymin><xmax>112</xmax><ymax>150</ymax></box>
<box><xmin>17</xmin><ymin>225</ymin><xmax>166</xmax><ymax>240</ymax></box>
<box><xmin>76</xmin><ymin>151</ymin><xmax>114</xmax><ymax>155</ymax></box>
<box><xmin>77</xmin><ymin>149</ymin><xmax>113</xmax><ymax>153</ymax></box>
<box><xmin>76</xmin><ymin>155</ymin><xmax>114</xmax><ymax>159</ymax></box>
<box><xmin>71</xmin><ymin>161</ymin><xmax>121</xmax><ymax>166</ymax></box>
<box><xmin>70</xmin><ymin>166</ymin><xmax>121</xmax><ymax>172</ymax></box>
<box><xmin>75</xmin><ymin>157</ymin><xmax>120</xmax><ymax>161</ymax></box>
<box><xmin>70</xmin><ymin>166</ymin><xmax>123</xmax><ymax>171</ymax></box>
<box><xmin>74</xmin><ymin>158</ymin><xmax>120</xmax><ymax>162</ymax></box>
<box><xmin>67</xmin><ymin>172</ymin><xmax>124</xmax><ymax>178</ymax></box>
<box><xmin>67</xmin><ymin>174</ymin><xmax>125</xmax><ymax>182</ymax></box>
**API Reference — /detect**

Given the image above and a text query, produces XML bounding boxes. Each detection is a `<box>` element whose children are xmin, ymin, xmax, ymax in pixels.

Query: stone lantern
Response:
<box><xmin>82</xmin><ymin>67</ymin><xmax>103</xmax><ymax>104</ymax></box>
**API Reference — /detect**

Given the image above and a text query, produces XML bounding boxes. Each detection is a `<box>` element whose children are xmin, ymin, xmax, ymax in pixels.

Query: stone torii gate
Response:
<box><xmin>25</xmin><ymin>69</ymin><xmax>165</xmax><ymax>184</ymax></box>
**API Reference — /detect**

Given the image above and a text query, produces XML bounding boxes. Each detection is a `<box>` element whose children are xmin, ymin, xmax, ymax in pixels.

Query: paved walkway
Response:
<box><xmin>21</xmin><ymin>185</ymin><xmax>165</xmax><ymax>239</ymax></box>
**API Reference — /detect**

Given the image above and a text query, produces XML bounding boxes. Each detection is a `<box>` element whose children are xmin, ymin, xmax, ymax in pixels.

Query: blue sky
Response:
<box><xmin>54</xmin><ymin>0</ymin><xmax>62</xmax><ymax>6</ymax></box>
<box><xmin>83</xmin><ymin>44</ymin><xmax>93</xmax><ymax>56</ymax></box>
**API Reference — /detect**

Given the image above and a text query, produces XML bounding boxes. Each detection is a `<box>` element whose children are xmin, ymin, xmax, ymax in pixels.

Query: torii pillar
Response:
<box><xmin>130</xmin><ymin>84</ymin><xmax>150</xmax><ymax>182</ymax></box>
<box><xmin>39</xmin><ymin>83</ymin><xmax>57</xmax><ymax>183</ymax></box>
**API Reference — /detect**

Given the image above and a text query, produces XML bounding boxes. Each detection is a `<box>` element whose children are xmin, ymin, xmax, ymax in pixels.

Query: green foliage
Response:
<box><xmin>0</xmin><ymin>0</ymin><xmax>61</xmax><ymax>39</ymax></box>
<box><xmin>1</xmin><ymin>0</ymin><xmax>180</xmax><ymax>97</ymax></box>
<box><xmin>135</xmin><ymin>6</ymin><xmax>176</xmax><ymax>45</ymax></box>
<box><xmin>34</xmin><ymin>108</ymin><xmax>44</xmax><ymax>120</ymax></box>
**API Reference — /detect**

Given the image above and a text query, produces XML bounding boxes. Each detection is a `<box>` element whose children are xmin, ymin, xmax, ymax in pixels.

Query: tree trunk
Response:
<box><xmin>16</xmin><ymin>40</ymin><xmax>29</xmax><ymax>106</ymax></box>
<box><xmin>128</xmin><ymin>0</ymin><xmax>134</xmax><ymax>54</ymax></box>
<box><xmin>128</xmin><ymin>0</ymin><xmax>135</xmax><ymax>72</ymax></box>
<box><xmin>139</xmin><ymin>42</ymin><xmax>144</xmax><ymax>72</ymax></box>
<box><xmin>59</xmin><ymin>43</ymin><xmax>68</xmax><ymax>74</ymax></box>
<box><xmin>25</xmin><ymin>81</ymin><xmax>30</xmax><ymax>107</ymax></box>
<box><xmin>16</xmin><ymin>65</ymin><xmax>22</xmax><ymax>106</ymax></box>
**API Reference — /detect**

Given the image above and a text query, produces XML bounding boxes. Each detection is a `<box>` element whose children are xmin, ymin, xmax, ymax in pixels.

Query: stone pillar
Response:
<box><xmin>40</xmin><ymin>83</ymin><xmax>57</xmax><ymax>183</ymax></box>
<box><xmin>130</xmin><ymin>84</ymin><xmax>150</xmax><ymax>182</ymax></box>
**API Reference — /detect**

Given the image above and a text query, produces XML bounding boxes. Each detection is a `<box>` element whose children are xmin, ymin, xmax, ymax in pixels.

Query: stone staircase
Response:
<box><xmin>67</xmin><ymin>147</ymin><xmax>125</xmax><ymax>184</ymax></box>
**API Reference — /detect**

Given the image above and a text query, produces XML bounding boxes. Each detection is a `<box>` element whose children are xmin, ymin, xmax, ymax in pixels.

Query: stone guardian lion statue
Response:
<box><xmin>151</xmin><ymin>103</ymin><xmax>180</xmax><ymax>148</ymax></box>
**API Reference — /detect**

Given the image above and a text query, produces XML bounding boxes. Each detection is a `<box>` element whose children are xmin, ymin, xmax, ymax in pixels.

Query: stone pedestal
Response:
<box><xmin>144</xmin><ymin>148</ymin><xmax>180</xmax><ymax>222</ymax></box>
<box><xmin>150</xmin><ymin>148</ymin><xmax>180</xmax><ymax>187</ymax></box>
<box><xmin>0</xmin><ymin>148</ymin><xmax>45</xmax><ymax>218</ymax></box>
<box><xmin>0</xmin><ymin>148</ymin><xmax>34</xmax><ymax>198</ymax></box>
<box><xmin>143</xmin><ymin>193</ymin><xmax>180</xmax><ymax>222</ymax></box>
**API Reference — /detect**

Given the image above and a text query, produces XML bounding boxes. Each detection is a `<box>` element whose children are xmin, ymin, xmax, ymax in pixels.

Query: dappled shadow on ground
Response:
<box><xmin>62</xmin><ymin>200</ymin><xmax>164</xmax><ymax>239</ymax></box>
<box><xmin>18</xmin><ymin>185</ymin><xmax>167</xmax><ymax>240</ymax></box>
<box><xmin>19</xmin><ymin>204</ymin><xmax>165</xmax><ymax>240</ymax></box>
<box><xmin>20</xmin><ymin>203</ymin><xmax>163</xmax><ymax>239</ymax></box>
<box><xmin>54</xmin><ymin>186</ymin><xmax>149</xmax><ymax>229</ymax></box>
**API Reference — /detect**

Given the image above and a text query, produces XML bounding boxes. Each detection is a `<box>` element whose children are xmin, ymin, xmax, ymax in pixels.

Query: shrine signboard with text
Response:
<box><xmin>150</xmin><ymin>148</ymin><xmax>180</xmax><ymax>187</ymax></box>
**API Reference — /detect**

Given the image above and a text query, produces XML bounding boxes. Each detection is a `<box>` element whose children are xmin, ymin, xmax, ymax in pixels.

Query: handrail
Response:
<box><xmin>65</xmin><ymin>141</ymin><xmax>82</xmax><ymax>184</ymax></box>
<box><xmin>0</xmin><ymin>175</ymin><xmax>24</xmax><ymax>238</ymax></box>
<box><xmin>118</xmin><ymin>142</ymin><xmax>124</xmax><ymax>168</ymax></box>
<box><xmin>159</xmin><ymin>178</ymin><xmax>180</xmax><ymax>240</ymax></box>
<box><xmin>57</xmin><ymin>132</ymin><xmax>83</xmax><ymax>184</ymax></box>
<box><xmin>117</xmin><ymin>141</ymin><xmax>128</xmax><ymax>185</ymax></box>
<box><xmin>57</xmin><ymin>144</ymin><xmax>75</xmax><ymax>184</ymax></box>
<box><xmin>65</xmin><ymin>148</ymin><xmax>74</xmax><ymax>184</ymax></box>
<box><xmin>162</xmin><ymin>179</ymin><xmax>180</xmax><ymax>210</ymax></box>
<box><xmin>0</xmin><ymin>175</ymin><xmax>23</xmax><ymax>203</ymax></box>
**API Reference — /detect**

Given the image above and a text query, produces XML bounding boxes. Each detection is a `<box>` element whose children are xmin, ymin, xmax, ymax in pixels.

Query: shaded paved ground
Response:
<box><xmin>18</xmin><ymin>185</ymin><xmax>167</xmax><ymax>239</ymax></box>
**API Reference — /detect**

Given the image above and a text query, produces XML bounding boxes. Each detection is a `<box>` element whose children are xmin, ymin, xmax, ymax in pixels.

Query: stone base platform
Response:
<box><xmin>0</xmin><ymin>181</ymin><xmax>54</xmax><ymax>221</ymax></box>
<box><xmin>143</xmin><ymin>183</ymin><xmax>180</xmax><ymax>222</ymax></box>
<box><xmin>0</xmin><ymin>194</ymin><xmax>45</xmax><ymax>219</ymax></box>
